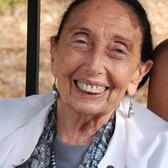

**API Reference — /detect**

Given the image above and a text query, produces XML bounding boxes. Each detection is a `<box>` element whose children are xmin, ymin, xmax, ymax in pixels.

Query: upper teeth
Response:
<box><xmin>77</xmin><ymin>81</ymin><xmax>106</xmax><ymax>93</ymax></box>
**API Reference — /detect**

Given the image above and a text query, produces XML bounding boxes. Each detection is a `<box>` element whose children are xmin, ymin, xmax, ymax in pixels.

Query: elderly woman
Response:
<box><xmin>0</xmin><ymin>0</ymin><xmax>168</xmax><ymax>168</ymax></box>
<box><xmin>148</xmin><ymin>39</ymin><xmax>168</xmax><ymax>121</ymax></box>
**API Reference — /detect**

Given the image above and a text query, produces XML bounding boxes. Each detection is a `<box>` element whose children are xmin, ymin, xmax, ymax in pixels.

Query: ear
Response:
<box><xmin>50</xmin><ymin>36</ymin><xmax>58</xmax><ymax>77</ymax></box>
<box><xmin>127</xmin><ymin>60</ymin><xmax>153</xmax><ymax>96</ymax></box>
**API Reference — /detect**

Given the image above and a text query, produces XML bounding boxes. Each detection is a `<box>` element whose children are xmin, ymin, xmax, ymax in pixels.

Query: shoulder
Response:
<box><xmin>101</xmin><ymin>95</ymin><xmax>168</xmax><ymax>167</ymax></box>
<box><xmin>150</xmin><ymin>40</ymin><xmax>168</xmax><ymax>82</ymax></box>
<box><xmin>0</xmin><ymin>92</ymin><xmax>55</xmax><ymax>121</ymax></box>
<box><xmin>128</xmin><ymin>100</ymin><xmax>168</xmax><ymax>167</ymax></box>
<box><xmin>133</xmin><ymin>100</ymin><xmax>168</xmax><ymax>132</ymax></box>
<box><xmin>0</xmin><ymin>91</ymin><xmax>55</xmax><ymax>109</ymax></box>
<box><xmin>133</xmin><ymin>100</ymin><xmax>168</xmax><ymax>153</ymax></box>
<box><xmin>0</xmin><ymin>92</ymin><xmax>54</xmax><ymax>109</ymax></box>
<box><xmin>102</xmin><ymin>98</ymin><xmax>168</xmax><ymax>167</ymax></box>
<box><xmin>151</xmin><ymin>39</ymin><xmax>168</xmax><ymax>75</ymax></box>
<box><xmin>0</xmin><ymin>92</ymin><xmax>55</xmax><ymax>141</ymax></box>
<box><xmin>148</xmin><ymin>39</ymin><xmax>168</xmax><ymax>119</ymax></box>
<box><xmin>117</xmin><ymin>96</ymin><xmax>168</xmax><ymax>136</ymax></box>
<box><xmin>0</xmin><ymin>92</ymin><xmax>56</xmax><ymax>167</ymax></box>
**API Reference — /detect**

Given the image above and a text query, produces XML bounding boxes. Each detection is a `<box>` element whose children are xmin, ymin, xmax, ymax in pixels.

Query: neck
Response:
<box><xmin>56</xmin><ymin>99</ymin><xmax>113</xmax><ymax>145</ymax></box>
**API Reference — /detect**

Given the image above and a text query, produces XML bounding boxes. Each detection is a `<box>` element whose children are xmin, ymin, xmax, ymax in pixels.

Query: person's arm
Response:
<box><xmin>148</xmin><ymin>40</ymin><xmax>168</xmax><ymax>121</ymax></box>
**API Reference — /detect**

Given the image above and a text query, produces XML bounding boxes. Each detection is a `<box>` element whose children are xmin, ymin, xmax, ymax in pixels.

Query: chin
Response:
<box><xmin>70</xmin><ymin>100</ymin><xmax>108</xmax><ymax>116</ymax></box>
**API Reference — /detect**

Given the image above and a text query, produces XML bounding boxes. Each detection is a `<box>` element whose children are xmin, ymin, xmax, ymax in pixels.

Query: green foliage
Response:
<box><xmin>0</xmin><ymin>0</ymin><xmax>26</xmax><ymax>14</ymax></box>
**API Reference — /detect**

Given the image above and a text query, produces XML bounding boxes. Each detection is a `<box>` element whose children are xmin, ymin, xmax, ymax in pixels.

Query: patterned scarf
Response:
<box><xmin>16</xmin><ymin>100</ymin><xmax>115</xmax><ymax>168</ymax></box>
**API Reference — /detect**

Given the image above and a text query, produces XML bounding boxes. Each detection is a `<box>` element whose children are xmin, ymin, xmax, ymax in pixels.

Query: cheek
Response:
<box><xmin>56</xmin><ymin>50</ymin><xmax>85</xmax><ymax>99</ymax></box>
<box><xmin>106</xmin><ymin>66</ymin><xmax>132</xmax><ymax>109</ymax></box>
<box><xmin>57</xmin><ymin>49</ymin><xmax>85</xmax><ymax>76</ymax></box>
<box><xmin>107</xmin><ymin>63</ymin><xmax>132</xmax><ymax>88</ymax></box>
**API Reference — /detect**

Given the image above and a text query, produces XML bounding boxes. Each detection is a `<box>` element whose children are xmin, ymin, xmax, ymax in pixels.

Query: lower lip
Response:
<box><xmin>74</xmin><ymin>81</ymin><xmax>108</xmax><ymax>99</ymax></box>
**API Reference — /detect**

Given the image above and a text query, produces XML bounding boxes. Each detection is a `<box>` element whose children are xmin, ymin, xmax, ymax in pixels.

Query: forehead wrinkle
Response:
<box><xmin>65</xmin><ymin>15</ymin><xmax>138</xmax><ymax>46</ymax></box>
<box><xmin>62</xmin><ymin>0</ymin><xmax>142</xmax><ymax>50</ymax></box>
<box><xmin>64</xmin><ymin>0</ymin><xmax>142</xmax><ymax>31</ymax></box>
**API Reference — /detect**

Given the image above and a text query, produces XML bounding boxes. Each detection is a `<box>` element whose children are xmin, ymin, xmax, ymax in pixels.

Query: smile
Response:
<box><xmin>74</xmin><ymin>80</ymin><xmax>108</xmax><ymax>94</ymax></box>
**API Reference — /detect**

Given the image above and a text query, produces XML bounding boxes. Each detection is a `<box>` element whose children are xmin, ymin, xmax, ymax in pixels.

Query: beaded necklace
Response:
<box><xmin>50</xmin><ymin>149</ymin><xmax>57</xmax><ymax>168</ymax></box>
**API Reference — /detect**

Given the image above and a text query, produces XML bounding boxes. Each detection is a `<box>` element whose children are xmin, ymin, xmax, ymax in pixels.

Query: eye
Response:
<box><xmin>71</xmin><ymin>32</ymin><xmax>91</xmax><ymax>50</ymax></box>
<box><xmin>114</xmin><ymin>48</ymin><xmax>125</xmax><ymax>54</ymax></box>
<box><xmin>73</xmin><ymin>34</ymin><xmax>87</xmax><ymax>44</ymax></box>
<box><xmin>107</xmin><ymin>42</ymin><xmax>129</xmax><ymax>59</ymax></box>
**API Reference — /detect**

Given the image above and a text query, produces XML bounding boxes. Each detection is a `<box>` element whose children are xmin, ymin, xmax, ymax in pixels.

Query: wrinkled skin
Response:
<box><xmin>50</xmin><ymin>0</ymin><xmax>153</xmax><ymax>144</ymax></box>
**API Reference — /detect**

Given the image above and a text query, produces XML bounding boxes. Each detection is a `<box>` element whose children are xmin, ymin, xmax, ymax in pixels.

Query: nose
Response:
<box><xmin>84</xmin><ymin>50</ymin><xmax>104</xmax><ymax>76</ymax></box>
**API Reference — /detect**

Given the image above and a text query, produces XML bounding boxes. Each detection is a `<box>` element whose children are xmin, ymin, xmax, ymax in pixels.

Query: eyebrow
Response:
<box><xmin>68</xmin><ymin>27</ymin><xmax>91</xmax><ymax>34</ymax></box>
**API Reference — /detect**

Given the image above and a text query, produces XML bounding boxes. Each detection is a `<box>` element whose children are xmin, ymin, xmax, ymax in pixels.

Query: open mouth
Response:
<box><xmin>74</xmin><ymin>80</ymin><xmax>109</xmax><ymax>95</ymax></box>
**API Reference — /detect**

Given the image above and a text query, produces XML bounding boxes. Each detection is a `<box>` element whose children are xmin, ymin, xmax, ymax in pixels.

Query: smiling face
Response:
<box><xmin>51</xmin><ymin>0</ymin><xmax>152</xmax><ymax>116</ymax></box>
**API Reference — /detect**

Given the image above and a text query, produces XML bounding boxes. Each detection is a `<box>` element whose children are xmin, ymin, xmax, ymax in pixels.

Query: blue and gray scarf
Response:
<box><xmin>16</xmin><ymin>99</ymin><xmax>115</xmax><ymax>168</ymax></box>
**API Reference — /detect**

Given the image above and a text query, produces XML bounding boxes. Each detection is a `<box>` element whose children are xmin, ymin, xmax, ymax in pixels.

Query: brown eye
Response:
<box><xmin>107</xmin><ymin>43</ymin><xmax>128</xmax><ymax>59</ymax></box>
<box><xmin>114</xmin><ymin>48</ymin><xmax>125</xmax><ymax>54</ymax></box>
<box><xmin>73</xmin><ymin>35</ymin><xmax>87</xmax><ymax>44</ymax></box>
<box><xmin>71</xmin><ymin>33</ymin><xmax>91</xmax><ymax>51</ymax></box>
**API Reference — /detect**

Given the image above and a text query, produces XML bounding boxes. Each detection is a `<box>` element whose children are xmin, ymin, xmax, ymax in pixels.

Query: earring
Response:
<box><xmin>128</xmin><ymin>97</ymin><xmax>134</xmax><ymax>118</ymax></box>
<box><xmin>52</xmin><ymin>78</ymin><xmax>57</xmax><ymax>98</ymax></box>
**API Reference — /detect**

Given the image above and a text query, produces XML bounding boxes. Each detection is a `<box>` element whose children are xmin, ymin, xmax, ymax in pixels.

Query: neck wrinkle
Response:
<box><xmin>56</xmin><ymin>99</ymin><xmax>113</xmax><ymax>145</ymax></box>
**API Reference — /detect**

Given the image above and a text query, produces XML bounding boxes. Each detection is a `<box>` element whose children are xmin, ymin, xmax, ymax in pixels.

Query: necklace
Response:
<box><xmin>50</xmin><ymin>149</ymin><xmax>57</xmax><ymax>168</ymax></box>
